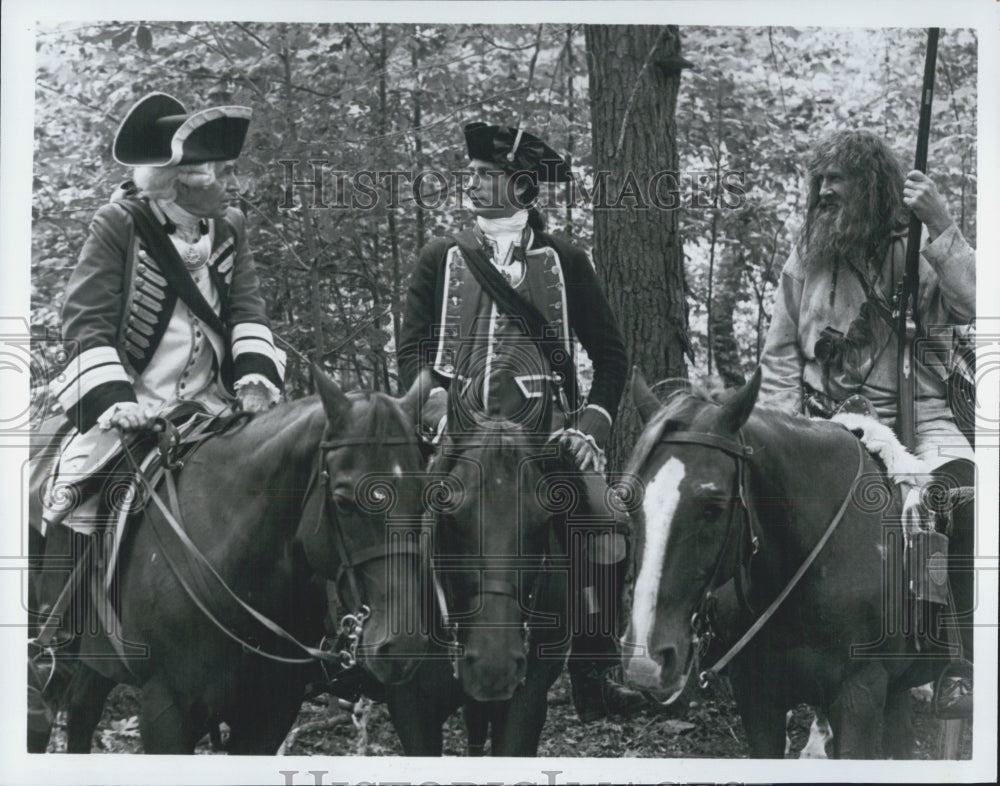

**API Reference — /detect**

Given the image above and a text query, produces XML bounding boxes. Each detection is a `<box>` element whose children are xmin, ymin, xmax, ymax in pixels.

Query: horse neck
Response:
<box><xmin>205</xmin><ymin>400</ymin><xmax>326</xmax><ymax>529</ymax></box>
<box><xmin>741</xmin><ymin>412</ymin><xmax>867</xmax><ymax>580</ymax></box>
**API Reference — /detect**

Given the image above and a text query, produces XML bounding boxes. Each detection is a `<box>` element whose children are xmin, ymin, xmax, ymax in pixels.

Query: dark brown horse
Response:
<box><xmin>386</xmin><ymin>416</ymin><xmax>570</xmax><ymax>755</ymax></box>
<box><xmin>622</xmin><ymin>368</ymin><xmax>948</xmax><ymax>758</ymax></box>
<box><xmin>30</xmin><ymin>369</ymin><xmax>431</xmax><ymax>753</ymax></box>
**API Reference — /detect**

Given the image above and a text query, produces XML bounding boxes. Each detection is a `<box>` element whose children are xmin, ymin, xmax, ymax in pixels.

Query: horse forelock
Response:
<box><xmin>351</xmin><ymin>391</ymin><xmax>411</xmax><ymax>440</ymax></box>
<box><xmin>452</xmin><ymin>414</ymin><xmax>536</xmax><ymax>470</ymax></box>
<box><xmin>625</xmin><ymin>389</ymin><xmax>712</xmax><ymax>479</ymax></box>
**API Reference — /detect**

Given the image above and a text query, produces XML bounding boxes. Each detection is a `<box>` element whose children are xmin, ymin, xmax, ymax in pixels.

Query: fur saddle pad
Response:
<box><xmin>830</xmin><ymin>412</ymin><xmax>932</xmax><ymax>481</ymax></box>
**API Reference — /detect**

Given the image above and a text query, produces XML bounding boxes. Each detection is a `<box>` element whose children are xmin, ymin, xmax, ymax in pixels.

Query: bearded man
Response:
<box><xmin>759</xmin><ymin>129</ymin><xmax>975</xmax><ymax>718</ymax></box>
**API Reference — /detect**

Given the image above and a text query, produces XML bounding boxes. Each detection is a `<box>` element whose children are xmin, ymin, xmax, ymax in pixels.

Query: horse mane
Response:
<box><xmin>350</xmin><ymin>390</ymin><xmax>413</xmax><ymax>445</ymax></box>
<box><xmin>452</xmin><ymin>412</ymin><xmax>538</xmax><ymax>474</ymax></box>
<box><xmin>625</xmin><ymin>385</ymin><xmax>719</xmax><ymax>478</ymax></box>
<box><xmin>201</xmin><ymin>390</ymin><xmax>415</xmax><ymax>484</ymax></box>
<box><xmin>625</xmin><ymin>377</ymin><xmax>828</xmax><ymax>478</ymax></box>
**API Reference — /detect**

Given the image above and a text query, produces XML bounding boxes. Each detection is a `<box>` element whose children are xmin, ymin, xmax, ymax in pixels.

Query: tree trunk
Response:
<box><xmin>564</xmin><ymin>24</ymin><xmax>576</xmax><ymax>233</ymax></box>
<box><xmin>710</xmin><ymin>246</ymin><xmax>746</xmax><ymax>388</ymax></box>
<box><xmin>585</xmin><ymin>24</ymin><xmax>690</xmax><ymax>469</ymax></box>
<box><xmin>279</xmin><ymin>31</ymin><xmax>326</xmax><ymax>367</ymax></box>
<box><xmin>411</xmin><ymin>39</ymin><xmax>426</xmax><ymax>251</ymax></box>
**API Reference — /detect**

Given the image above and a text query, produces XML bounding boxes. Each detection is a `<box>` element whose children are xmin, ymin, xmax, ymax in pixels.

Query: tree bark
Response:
<box><xmin>709</xmin><ymin>244</ymin><xmax>746</xmax><ymax>388</ymax></box>
<box><xmin>585</xmin><ymin>24</ymin><xmax>690</xmax><ymax>469</ymax></box>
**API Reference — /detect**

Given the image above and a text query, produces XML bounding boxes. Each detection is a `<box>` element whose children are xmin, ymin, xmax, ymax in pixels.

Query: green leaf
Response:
<box><xmin>111</xmin><ymin>27</ymin><xmax>132</xmax><ymax>50</ymax></box>
<box><xmin>135</xmin><ymin>25</ymin><xmax>153</xmax><ymax>51</ymax></box>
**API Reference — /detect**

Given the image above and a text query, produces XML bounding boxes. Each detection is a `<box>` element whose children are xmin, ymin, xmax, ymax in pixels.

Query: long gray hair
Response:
<box><xmin>132</xmin><ymin>162</ymin><xmax>218</xmax><ymax>201</ymax></box>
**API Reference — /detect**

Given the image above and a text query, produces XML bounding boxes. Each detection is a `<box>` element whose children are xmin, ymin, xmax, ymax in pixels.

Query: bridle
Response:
<box><xmin>312</xmin><ymin>433</ymin><xmax>425</xmax><ymax>669</ymax></box>
<box><xmin>436</xmin><ymin>555</ymin><xmax>552</xmax><ymax>682</ymax></box>
<box><xmin>119</xmin><ymin>424</ymin><xmax>425</xmax><ymax>671</ymax></box>
<box><xmin>429</xmin><ymin>473</ymin><xmax>557</xmax><ymax>682</ymax></box>
<box><xmin>653</xmin><ymin>430</ymin><xmax>757</xmax><ymax>678</ymax></box>
<box><xmin>646</xmin><ymin>427</ymin><xmax>865</xmax><ymax>688</ymax></box>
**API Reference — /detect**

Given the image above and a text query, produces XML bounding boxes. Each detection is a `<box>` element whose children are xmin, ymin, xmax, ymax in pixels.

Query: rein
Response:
<box><xmin>116</xmin><ymin>424</ymin><xmax>420</xmax><ymax>668</ymax></box>
<box><xmin>435</xmin><ymin>521</ymin><xmax>557</xmax><ymax>680</ymax></box>
<box><xmin>650</xmin><ymin>427</ymin><xmax>866</xmax><ymax>687</ymax></box>
<box><xmin>313</xmin><ymin>434</ymin><xmax>424</xmax><ymax>666</ymax></box>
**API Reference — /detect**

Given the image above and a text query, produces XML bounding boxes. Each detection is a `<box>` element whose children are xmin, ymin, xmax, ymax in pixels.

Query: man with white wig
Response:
<box><xmin>32</xmin><ymin>92</ymin><xmax>285</xmax><ymax>651</ymax></box>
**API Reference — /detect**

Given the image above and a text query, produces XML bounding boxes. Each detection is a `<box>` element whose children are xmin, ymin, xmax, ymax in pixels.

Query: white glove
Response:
<box><xmin>101</xmin><ymin>402</ymin><xmax>156</xmax><ymax>432</ymax></box>
<box><xmin>550</xmin><ymin>427</ymin><xmax>607</xmax><ymax>473</ymax></box>
<box><xmin>237</xmin><ymin>381</ymin><xmax>272</xmax><ymax>413</ymax></box>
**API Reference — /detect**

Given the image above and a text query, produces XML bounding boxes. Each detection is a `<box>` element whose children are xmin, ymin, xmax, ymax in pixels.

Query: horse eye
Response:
<box><xmin>332</xmin><ymin>490</ymin><xmax>356</xmax><ymax>513</ymax></box>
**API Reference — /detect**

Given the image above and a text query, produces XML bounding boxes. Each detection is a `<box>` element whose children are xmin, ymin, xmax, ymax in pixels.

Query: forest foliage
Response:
<box><xmin>30</xmin><ymin>22</ymin><xmax>978</xmax><ymax>398</ymax></box>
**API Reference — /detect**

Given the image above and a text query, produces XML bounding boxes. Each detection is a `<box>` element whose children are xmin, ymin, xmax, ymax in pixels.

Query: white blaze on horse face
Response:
<box><xmin>631</xmin><ymin>457</ymin><xmax>686</xmax><ymax>652</ymax></box>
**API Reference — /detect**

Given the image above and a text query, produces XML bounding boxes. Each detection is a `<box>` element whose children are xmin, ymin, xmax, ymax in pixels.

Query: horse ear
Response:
<box><xmin>719</xmin><ymin>366</ymin><xmax>762</xmax><ymax>433</ymax></box>
<box><xmin>312</xmin><ymin>362</ymin><xmax>351</xmax><ymax>428</ymax></box>
<box><xmin>632</xmin><ymin>368</ymin><xmax>661</xmax><ymax>425</ymax></box>
<box><xmin>398</xmin><ymin>367</ymin><xmax>434</xmax><ymax>424</ymax></box>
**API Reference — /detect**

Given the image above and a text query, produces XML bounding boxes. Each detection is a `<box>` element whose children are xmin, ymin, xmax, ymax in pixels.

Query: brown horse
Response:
<box><xmin>622</xmin><ymin>368</ymin><xmax>949</xmax><ymax>758</ymax></box>
<box><xmin>30</xmin><ymin>368</ymin><xmax>432</xmax><ymax>753</ymax></box>
<box><xmin>385</xmin><ymin>416</ymin><xmax>571</xmax><ymax>755</ymax></box>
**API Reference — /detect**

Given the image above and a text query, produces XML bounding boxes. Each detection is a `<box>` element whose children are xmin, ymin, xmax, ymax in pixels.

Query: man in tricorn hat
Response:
<box><xmin>398</xmin><ymin>122</ymin><xmax>644</xmax><ymax>722</ymax></box>
<box><xmin>31</xmin><ymin>92</ymin><xmax>285</xmax><ymax>653</ymax></box>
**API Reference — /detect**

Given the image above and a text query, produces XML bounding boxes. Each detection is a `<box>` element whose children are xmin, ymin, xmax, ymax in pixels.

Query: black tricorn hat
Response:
<box><xmin>113</xmin><ymin>92</ymin><xmax>252</xmax><ymax>167</ymax></box>
<box><xmin>464</xmin><ymin>122</ymin><xmax>570</xmax><ymax>183</ymax></box>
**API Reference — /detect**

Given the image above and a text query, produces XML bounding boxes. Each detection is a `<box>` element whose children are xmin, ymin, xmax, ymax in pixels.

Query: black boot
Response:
<box><xmin>569</xmin><ymin>657</ymin><xmax>646</xmax><ymax>724</ymax></box>
<box><xmin>928</xmin><ymin>460</ymin><xmax>974</xmax><ymax>721</ymax></box>
<box><xmin>567</xmin><ymin>529</ymin><xmax>646</xmax><ymax>723</ymax></box>
<box><xmin>33</xmin><ymin>523</ymin><xmax>85</xmax><ymax>649</ymax></box>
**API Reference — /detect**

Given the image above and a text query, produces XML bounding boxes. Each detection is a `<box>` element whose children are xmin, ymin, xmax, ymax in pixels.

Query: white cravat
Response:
<box><xmin>477</xmin><ymin>211</ymin><xmax>529</xmax><ymax>267</ymax></box>
<box><xmin>156</xmin><ymin>199</ymin><xmax>204</xmax><ymax>238</ymax></box>
<box><xmin>155</xmin><ymin>199</ymin><xmax>210</xmax><ymax>269</ymax></box>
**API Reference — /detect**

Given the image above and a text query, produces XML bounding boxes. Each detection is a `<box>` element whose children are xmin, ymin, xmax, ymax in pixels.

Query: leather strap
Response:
<box><xmin>117</xmin><ymin>199</ymin><xmax>229</xmax><ymax>340</ymax></box>
<box><xmin>700</xmin><ymin>437</ymin><xmax>866</xmax><ymax>684</ymax></box>
<box><xmin>450</xmin><ymin>231</ymin><xmax>579</xmax><ymax>410</ymax></box>
<box><xmin>659</xmin><ymin>431</ymin><xmax>754</xmax><ymax>459</ymax></box>
<box><xmin>123</xmin><ymin>437</ymin><xmax>338</xmax><ymax>664</ymax></box>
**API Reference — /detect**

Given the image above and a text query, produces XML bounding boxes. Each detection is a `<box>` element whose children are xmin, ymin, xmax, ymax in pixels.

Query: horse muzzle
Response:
<box><xmin>357</xmin><ymin>616</ymin><xmax>430</xmax><ymax>686</ymax></box>
<box><xmin>623</xmin><ymin>640</ymin><xmax>692</xmax><ymax>705</ymax></box>
<box><xmin>457</xmin><ymin>645</ymin><xmax>527</xmax><ymax>702</ymax></box>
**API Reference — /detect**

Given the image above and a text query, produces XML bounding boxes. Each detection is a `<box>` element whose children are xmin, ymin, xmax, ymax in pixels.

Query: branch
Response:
<box><xmin>204</xmin><ymin>22</ymin><xmax>269</xmax><ymax>102</ymax></box>
<box><xmin>238</xmin><ymin>197</ymin><xmax>311</xmax><ymax>272</ymax></box>
<box><xmin>322</xmin><ymin>306</ymin><xmax>394</xmax><ymax>360</ymax></box>
<box><xmin>232</xmin><ymin>22</ymin><xmax>274</xmax><ymax>54</ymax></box>
<box><xmin>614</xmin><ymin>27</ymin><xmax>669</xmax><ymax>158</ymax></box>
<box><xmin>36</xmin><ymin>81</ymin><xmax>118</xmax><ymax>123</ymax></box>
<box><xmin>346</xmin><ymin>23</ymin><xmax>378</xmax><ymax>59</ymax></box>
<box><xmin>766</xmin><ymin>27</ymin><xmax>789</xmax><ymax>116</ymax></box>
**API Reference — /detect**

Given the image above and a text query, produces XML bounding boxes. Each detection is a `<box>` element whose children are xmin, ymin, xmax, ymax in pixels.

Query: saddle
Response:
<box><xmin>816</xmin><ymin>403</ymin><xmax>976</xmax><ymax>687</ymax></box>
<box><xmin>31</xmin><ymin>406</ymin><xmax>251</xmax><ymax>655</ymax></box>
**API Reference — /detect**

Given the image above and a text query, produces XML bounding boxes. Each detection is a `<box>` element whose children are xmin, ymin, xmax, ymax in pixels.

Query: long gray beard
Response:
<box><xmin>800</xmin><ymin>206</ymin><xmax>871</xmax><ymax>272</ymax></box>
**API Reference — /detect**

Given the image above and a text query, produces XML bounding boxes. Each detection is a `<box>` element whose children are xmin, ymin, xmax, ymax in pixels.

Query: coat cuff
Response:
<box><xmin>49</xmin><ymin>346</ymin><xmax>137</xmax><ymax>432</ymax></box>
<box><xmin>578</xmin><ymin>404</ymin><xmax>612</xmax><ymax>451</ymax></box>
<box><xmin>231</xmin><ymin>322</ymin><xmax>285</xmax><ymax>390</ymax></box>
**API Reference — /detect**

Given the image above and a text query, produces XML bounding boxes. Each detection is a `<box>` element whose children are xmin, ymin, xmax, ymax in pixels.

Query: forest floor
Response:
<box><xmin>47</xmin><ymin>671</ymin><xmax>972</xmax><ymax>760</ymax></box>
